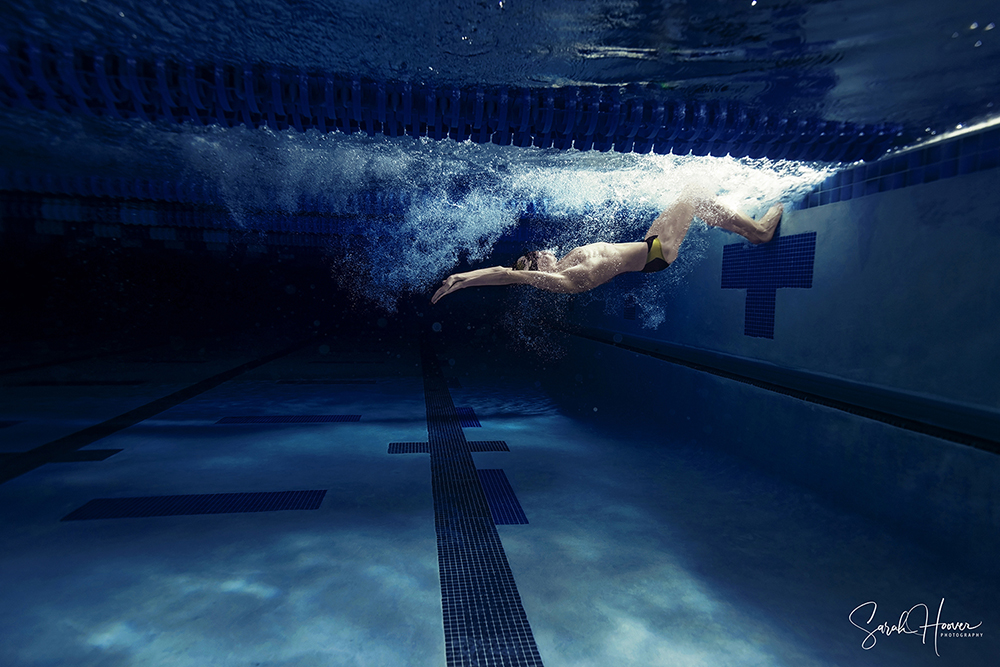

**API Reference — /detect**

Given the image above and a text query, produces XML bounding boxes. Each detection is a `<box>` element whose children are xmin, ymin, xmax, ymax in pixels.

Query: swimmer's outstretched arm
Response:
<box><xmin>431</xmin><ymin>266</ymin><xmax>576</xmax><ymax>303</ymax></box>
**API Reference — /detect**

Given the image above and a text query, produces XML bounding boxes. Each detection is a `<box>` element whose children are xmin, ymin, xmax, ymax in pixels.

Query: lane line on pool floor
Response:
<box><xmin>405</xmin><ymin>333</ymin><xmax>544</xmax><ymax>666</ymax></box>
<box><xmin>0</xmin><ymin>339</ymin><xmax>312</xmax><ymax>485</ymax></box>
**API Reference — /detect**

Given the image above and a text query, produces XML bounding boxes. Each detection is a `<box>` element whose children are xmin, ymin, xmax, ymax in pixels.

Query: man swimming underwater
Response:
<box><xmin>431</xmin><ymin>186</ymin><xmax>783</xmax><ymax>304</ymax></box>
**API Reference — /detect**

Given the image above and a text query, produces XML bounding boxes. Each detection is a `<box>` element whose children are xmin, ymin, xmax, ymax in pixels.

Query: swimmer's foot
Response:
<box><xmin>753</xmin><ymin>203</ymin><xmax>783</xmax><ymax>244</ymax></box>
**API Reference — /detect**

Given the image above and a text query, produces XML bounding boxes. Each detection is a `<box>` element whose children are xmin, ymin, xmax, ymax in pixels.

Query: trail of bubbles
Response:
<box><xmin>177</xmin><ymin>127</ymin><xmax>837</xmax><ymax>315</ymax></box>
<box><xmin>0</xmin><ymin>112</ymin><xmax>836</xmax><ymax>321</ymax></box>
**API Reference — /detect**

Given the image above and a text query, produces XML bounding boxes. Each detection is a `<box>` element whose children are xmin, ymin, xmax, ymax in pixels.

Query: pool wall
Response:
<box><xmin>563</xmin><ymin>126</ymin><xmax>1000</xmax><ymax>567</ymax></box>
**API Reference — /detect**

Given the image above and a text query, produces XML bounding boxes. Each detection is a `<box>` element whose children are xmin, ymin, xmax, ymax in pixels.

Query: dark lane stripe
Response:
<box><xmin>0</xmin><ymin>340</ymin><xmax>310</xmax><ymax>485</ymax></box>
<box><xmin>215</xmin><ymin>415</ymin><xmax>361</xmax><ymax>424</ymax></box>
<box><xmin>420</xmin><ymin>336</ymin><xmax>544</xmax><ymax>666</ymax></box>
<box><xmin>61</xmin><ymin>490</ymin><xmax>326</xmax><ymax>521</ymax></box>
<box><xmin>8</xmin><ymin>380</ymin><xmax>147</xmax><ymax>387</ymax></box>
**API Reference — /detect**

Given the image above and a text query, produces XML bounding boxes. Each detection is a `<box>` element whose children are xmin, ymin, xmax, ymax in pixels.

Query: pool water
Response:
<box><xmin>1</xmin><ymin>1</ymin><xmax>998</xmax><ymax>666</ymax></box>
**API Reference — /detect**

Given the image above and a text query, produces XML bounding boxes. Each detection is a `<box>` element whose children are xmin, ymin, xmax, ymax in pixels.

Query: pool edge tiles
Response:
<box><xmin>410</xmin><ymin>335</ymin><xmax>545</xmax><ymax>667</ymax></box>
<box><xmin>800</xmin><ymin>126</ymin><xmax>1000</xmax><ymax>210</ymax></box>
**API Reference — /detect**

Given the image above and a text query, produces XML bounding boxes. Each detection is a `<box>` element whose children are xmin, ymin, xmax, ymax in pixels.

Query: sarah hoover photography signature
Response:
<box><xmin>849</xmin><ymin>598</ymin><xmax>983</xmax><ymax>656</ymax></box>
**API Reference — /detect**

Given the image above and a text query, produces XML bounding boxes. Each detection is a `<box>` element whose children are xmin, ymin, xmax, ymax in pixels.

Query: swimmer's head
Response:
<box><xmin>512</xmin><ymin>251</ymin><xmax>539</xmax><ymax>271</ymax></box>
<box><xmin>512</xmin><ymin>250</ymin><xmax>556</xmax><ymax>272</ymax></box>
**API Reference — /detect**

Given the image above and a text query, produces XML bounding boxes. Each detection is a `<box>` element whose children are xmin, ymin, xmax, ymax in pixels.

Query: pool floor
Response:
<box><xmin>0</xmin><ymin>329</ymin><xmax>995</xmax><ymax>666</ymax></box>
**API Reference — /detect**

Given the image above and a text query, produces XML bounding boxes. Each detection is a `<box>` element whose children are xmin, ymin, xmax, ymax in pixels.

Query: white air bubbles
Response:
<box><xmin>971</xmin><ymin>22</ymin><xmax>979</xmax><ymax>30</ymax></box>
<box><xmin>986</xmin><ymin>23</ymin><xmax>995</xmax><ymax>31</ymax></box>
<box><xmin>975</xmin><ymin>40</ymin><xmax>982</xmax><ymax>47</ymax></box>
<box><xmin>179</xmin><ymin>124</ymin><xmax>834</xmax><ymax>317</ymax></box>
<box><xmin>119</xmin><ymin>11</ymin><xmax>124</xmax><ymax>17</ymax></box>
<box><xmin>751</xmin><ymin>1</ymin><xmax>757</xmax><ymax>5</ymax></box>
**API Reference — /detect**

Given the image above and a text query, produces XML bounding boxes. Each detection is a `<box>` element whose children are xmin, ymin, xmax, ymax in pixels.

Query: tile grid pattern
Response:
<box><xmin>721</xmin><ymin>232</ymin><xmax>817</xmax><ymax>338</ymax></box>
<box><xmin>61</xmin><ymin>490</ymin><xmax>326</xmax><ymax>521</ymax></box>
<box><xmin>456</xmin><ymin>407</ymin><xmax>482</xmax><ymax>428</ymax></box>
<box><xmin>477</xmin><ymin>470</ymin><xmax>529</xmax><ymax>525</ymax></box>
<box><xmin>420</xmin><ymin>338</ymin><xmax>544</xmax><ymax>666</ymax></box>
<box><xmin>801</xmin><ymin>126</ymin><xmax>1000</xmax><ymax>209</ymax></box>
<box><xmin>388</xmin><ymin>441</ymin><xmax>511</xmax><ymax>455</ymax></box>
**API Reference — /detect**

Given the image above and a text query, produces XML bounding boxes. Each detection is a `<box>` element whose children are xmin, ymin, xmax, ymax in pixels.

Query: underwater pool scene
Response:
<box><xmin>1</xmin><ymin>1</ymin><xmax>998</xmax><ymax>665</ymax></box>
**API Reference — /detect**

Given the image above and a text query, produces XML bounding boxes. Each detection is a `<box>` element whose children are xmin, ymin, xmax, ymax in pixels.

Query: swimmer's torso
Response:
<box><xmin>554</xmin><ymin>241</ymin><xmax>649</xmax><ymax>291</ymax></box>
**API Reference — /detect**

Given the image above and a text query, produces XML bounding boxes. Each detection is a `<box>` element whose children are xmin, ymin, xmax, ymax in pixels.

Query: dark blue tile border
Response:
<box><xmin>800</xmin><ymin>126</ymin><xmax>1000</xmax><ymax>210</ymax></box>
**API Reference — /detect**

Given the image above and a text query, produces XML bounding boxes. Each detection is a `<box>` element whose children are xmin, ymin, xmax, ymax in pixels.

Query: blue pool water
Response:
<box><xmin>2</xmin><ymin>2</ymin><xmax>999</xmax><ymax>666</ymax></box>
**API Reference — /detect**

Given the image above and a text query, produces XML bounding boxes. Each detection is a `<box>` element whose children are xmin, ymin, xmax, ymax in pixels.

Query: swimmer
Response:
<box><xmin>431</xmin><ymin>186</ymin><xmax>783</xmax><ymax>304</ymax></box>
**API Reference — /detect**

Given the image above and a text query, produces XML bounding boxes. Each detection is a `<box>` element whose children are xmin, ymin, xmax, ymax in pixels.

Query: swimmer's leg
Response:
<box><xmin>694</xmin><ymin>196</ymin><xmax>783</xmax><ymax>245</ymax></box>
<box><xmin>644</xmin><ymin>188</ymin><xmax>784</xmax><ymax>264</ymax></box>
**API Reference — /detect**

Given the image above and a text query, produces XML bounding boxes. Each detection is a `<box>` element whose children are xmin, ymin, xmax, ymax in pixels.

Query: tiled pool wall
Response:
<box><xmin>563</xmin><ymin>124</ymin><xmax>1000</xmax><ymax>566</ymax></box>
<box><xmin>799</xmin><ymin>125</ymin><xmax>1000</xmax><ymax>209</ymax></box>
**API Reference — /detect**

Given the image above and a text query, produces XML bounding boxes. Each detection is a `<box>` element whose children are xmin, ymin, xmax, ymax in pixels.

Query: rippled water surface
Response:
<box><xmin>1</xmin><ymin>0</ymin><xmax>997</xmax><ymax>129</ymax></box>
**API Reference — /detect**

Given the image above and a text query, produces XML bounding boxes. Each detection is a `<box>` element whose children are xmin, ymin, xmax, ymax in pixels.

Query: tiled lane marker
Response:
<box><xmin>216</xmin><ymin>415</ymin><xmax>361</xmax><ymax>424</ymax></box>
<box><xmin>0</xmin><ymin>340</ymin><xmax>311</xmax><ymax>485</ymax></box>
<box><xmin>721</xmin><ymin>231</ymin><xmax>816</xmax><ymax>339</ymax></box>
<box><xmin>61</xmin><ymin>490</ymin><xmax>326</xmax><ymax>521</ymax></box>
<box><xmin>388</xmin><ymin>337</ymin><xmax>544</xmax><ymax>666</ymax></box>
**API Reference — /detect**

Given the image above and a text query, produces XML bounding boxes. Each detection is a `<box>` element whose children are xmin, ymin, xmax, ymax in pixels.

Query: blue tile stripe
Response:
<box><xmin>477</xmin><ymin>470</ymin><xmax>529</xmax><ymax>525</ymax></box>
<box><xmin>276</xmin><ymin>379</ymin><xmax>377</xmax><ymax>384</ymax></box>
<box><xmin>388</xmin><ymin>442</ymin><xmax>430</xmax><ymax>454</ymax></box>
<box><xmin>215</xmin><ymin>415</ymin><xmax>361</xmax><ymax>424</ymax></box>
<box><xmin>469</xmin><ymin>441</ymin><xmax>511</xmax><ymax>452</ymax></box>
<box><xmin>456</xmin><ymin>407</ymin><xmax>482</xmax><ymax>428</ymax></box>
<box><xmin>721</xmin><ymin>232</ymin><xmax>816</xmax><ymax>338</ymax></box>
<box><xmin>801</xmin><ymin>126</ymin><xmax>1000</xmax><ymax>209</ymax></box>
<box><xmin>60</xmin><ymin>490</ymin><xmax>326</xmax><ymax>521</ymax></box>
<box><xmin>417</xmin><ymin>336</ymin><xmax>544</xmax><ymax>666</ymax></box>
<box><xmin>389</xmin><ymin>441</ymin><xmax>510</xmax><ymax>454</ymax></box>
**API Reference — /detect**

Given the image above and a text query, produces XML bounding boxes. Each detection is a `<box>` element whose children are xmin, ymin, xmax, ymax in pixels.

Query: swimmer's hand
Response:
<box><xmin>432</xmin><ymin>274</ymin><xmax>465</xmax><ymax>304</ymax></box>
<box><xmin>431</xmin><ymin>266</ymin><xmax>521</xmax><ymax>304</ymax></box>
